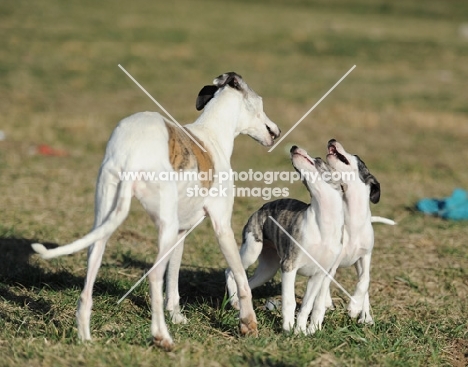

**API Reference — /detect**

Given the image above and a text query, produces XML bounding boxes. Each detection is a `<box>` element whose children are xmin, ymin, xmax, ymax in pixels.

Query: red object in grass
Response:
<box><xmin>36</xmin><ymin>144</ymin><xmax>69</xmax><ymax>157</ymax></box>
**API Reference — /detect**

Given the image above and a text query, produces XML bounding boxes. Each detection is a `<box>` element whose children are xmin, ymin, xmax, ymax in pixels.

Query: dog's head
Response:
<box><xmin>196</xmin><ymin>72</ymin><xmax>280</xmax><ymax>147</ymax></box>
<box><xmin>290</xmin><ymin>145</ymin><xmax>345</xmax><ymax>196</ymax></box>
<box><xmin>326</xmin><ymin>139</ymin><xmax>380</xmax><ymax>204</ymax></box>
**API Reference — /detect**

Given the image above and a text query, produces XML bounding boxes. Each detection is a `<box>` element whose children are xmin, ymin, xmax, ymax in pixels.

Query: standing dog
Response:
<box><xmin>322</xmin><ymin>139</ymin><xmax>381</xmax><ymax>324</ymax></box>
<box><xmin>226</xmin><ymin>146</ymin><xmax>345</xmax><ymax>334</ymax></box>
<box><xmin>32</xmin><ymin>72</ymin><xmax>280</xmax><ymax>350</ymax></box>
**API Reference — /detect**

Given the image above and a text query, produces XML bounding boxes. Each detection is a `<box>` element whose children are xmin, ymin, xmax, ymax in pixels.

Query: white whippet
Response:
<box><xmin>32</xmin><ymin>72</ymin><xmax>280</xmax><ymax>350</ymax></box>
<box><xmin>322</xmin><ymin>138</ymin><xmax>381</xmax><ymax>324</ymax></box>
<box><xmin>226</xmin><ymin>145</ymin><xmax>345</xmax><ymax>334</ymax></box>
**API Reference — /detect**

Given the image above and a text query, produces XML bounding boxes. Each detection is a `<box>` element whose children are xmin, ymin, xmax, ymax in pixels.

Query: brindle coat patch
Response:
<box><xmin>165</xmin><ymin>122</ymin><xmax>214</xmax><ymax>188</ymax></box>
<box><xmin>243</xmin><ymin>199</ymin><xmax>309</xmax><ymax>272</ymax></box>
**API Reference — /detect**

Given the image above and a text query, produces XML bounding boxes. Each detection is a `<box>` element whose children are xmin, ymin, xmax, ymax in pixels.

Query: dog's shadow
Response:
<box><xmin>120</xmin><ymin>252</ymin><xmax>281</xmax><ymax>308</ymax></box>
<box><xmin>0</xmin><ymin>238</ymin><xmax>281</xmax><ymax>334</ymax></box>
<box><xmin>0</xmin><ymin>237</ymin><xmax>84</xmax><ymax>316</ymax></box>
<box><xmin>0</xmin><ymin>238</ymin><xmax>132</xmax><ymax>316</ymax></box>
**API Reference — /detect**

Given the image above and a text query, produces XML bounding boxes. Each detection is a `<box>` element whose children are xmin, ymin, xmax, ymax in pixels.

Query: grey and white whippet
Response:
<box><xmin>226</xmin><ymin>145</ymin><xmax>345</xmax><ymax>334</ymax></box>
<box><xmin>32</xmin><ymin>72</ymin><xmax>280</xmax><ymax>350</ymax></box>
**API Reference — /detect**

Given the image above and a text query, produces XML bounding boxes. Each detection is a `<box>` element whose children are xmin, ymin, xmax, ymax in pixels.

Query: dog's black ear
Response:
<box><xmin>356</xmin><ymin>155</ymin><xmax>381</xmax><ymax>204</ymax></box>
<box><xmin>196</xmin><ymin>85</ymin><xmax>219</xmax><ymax>111</ymax></box>
<box><xmin>213</xmin><ymin>72</ymin><xmax>243</xmax><ymax>90</ymax></box>
<box><xmin>369</xmin><ymin>176</ymin><xmax>381</xmax><ymax>204</ymax></box>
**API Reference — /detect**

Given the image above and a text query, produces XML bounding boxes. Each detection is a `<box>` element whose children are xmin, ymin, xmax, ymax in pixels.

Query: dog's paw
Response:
<box><xmin>293</xmin><ymin>324</ymin><xmax>308</xmax><ymax>335</ymax></box>
<box><xmin>230</xmin><ymin>298</ymin><xmax>240</xmax><ymax>311</ymax></box>
<box><xmin>324</xmin><ymin>299</ymin><xmax>335</xmax><ymax>310</ymax></box>
<box><xmin>282</xmin><ymin>319</ymin><xmax>296</xmax><ymax>334</ymax></box>
<box><xmin>306</xmin><ymin>324</ymin><xmax>319</xmax><ymax>335</ymax></box>
<box><xmin>358</xmin><ymin>313</ymin><xmax>374</xmax><ymax>325</ymax></box>
<box><xmin>348</xmin><ymin>307</ymin><xmax>362</xmax><ymax>319</ymax></box>
<box><xmin>324</xmin><ymin>293</ymin><xmax>334</xmax><ymax>310</ymax></box>
<box><xmin>153</xmin><ymin>335</ymin><xmax>175</xmax><ymax>351</ymax></box>
<box><xmin>239</xmin><ymin>317</ymin><xmax>258</xmax><ymax>337</ymax></box>
<box><xmin>264</xmin><ymin>298</ymin><xmax>281</xmax><ymax>311</ymax></box>
<box><xmin>170</xmin><ymin>311</ymin><xmax>188</xmax><ymax>325</ymax></box>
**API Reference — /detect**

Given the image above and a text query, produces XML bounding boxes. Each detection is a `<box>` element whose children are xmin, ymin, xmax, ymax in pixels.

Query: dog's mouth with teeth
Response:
<box><xmin>327</xmin><ymin>140</ymin><xmax>350</xmax><ymax>165</ymax></box>
<box><xmin>267</xmin><ymin>125</ymin><xmax>280</xmax><ymax>141</ymax></box>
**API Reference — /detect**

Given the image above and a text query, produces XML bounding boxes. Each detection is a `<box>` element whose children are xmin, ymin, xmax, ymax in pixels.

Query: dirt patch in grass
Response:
<box><xmin>448</xmin><ymin>338</ymin><xmax>468</xmax><ymax>367</ymax></box>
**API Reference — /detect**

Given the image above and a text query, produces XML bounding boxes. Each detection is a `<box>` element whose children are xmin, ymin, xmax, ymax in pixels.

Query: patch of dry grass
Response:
<box><xmin>1</xmin><ymin>0</ymin><xmax>467</xmax><ymax>366</ymax></box>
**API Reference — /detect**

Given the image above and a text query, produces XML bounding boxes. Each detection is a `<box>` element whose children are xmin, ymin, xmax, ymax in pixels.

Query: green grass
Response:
<box><xmin>1</xmin><ymin>0</ymin><xmax>468</xmax><ymax>366</ymax></box>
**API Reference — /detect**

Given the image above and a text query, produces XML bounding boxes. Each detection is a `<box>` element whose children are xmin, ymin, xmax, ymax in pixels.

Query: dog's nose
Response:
<box><xmin>327</xmin><ymin>139</ymin><xmax>336</xmax><ymax>147</ymax></box>
<box><xmin>290</xmin><ymin>145</ymin><xmax>298</xmax><ymax>153</ymax></box>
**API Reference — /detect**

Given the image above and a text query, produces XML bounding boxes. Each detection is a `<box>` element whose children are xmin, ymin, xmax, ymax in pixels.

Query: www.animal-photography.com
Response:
<box><xmin>1</xmin><ymin>1</ymin><xmax>467</xmax><ymax>366</ymax></box>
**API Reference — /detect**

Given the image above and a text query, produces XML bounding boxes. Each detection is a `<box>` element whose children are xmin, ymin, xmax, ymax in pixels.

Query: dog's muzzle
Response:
<box><xmin>327</xmin><ymin>139</ymin><xmax>349</xmax><ymax>165</ymax></box>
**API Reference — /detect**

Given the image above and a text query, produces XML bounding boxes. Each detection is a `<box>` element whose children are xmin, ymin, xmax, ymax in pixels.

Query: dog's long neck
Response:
<box><xmin>343</xmin><ymin>181</ymin><xmax>371</xmax><ymax>232</ymax></box>
<box><xmin>186</xmin><ymin>89</ymin><xmax>241</xmax><ymax>161</ymax></box>
<box><xmin>307</xmin><ymin>184</ymin><xmax>343</xmax><ymax>244</ymax></box>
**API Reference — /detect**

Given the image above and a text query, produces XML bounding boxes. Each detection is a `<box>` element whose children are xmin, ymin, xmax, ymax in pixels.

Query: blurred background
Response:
<box><xmin>0</xmin><ymin>0</ymin><xmax>467</xmax><ymax>365</ymax></box>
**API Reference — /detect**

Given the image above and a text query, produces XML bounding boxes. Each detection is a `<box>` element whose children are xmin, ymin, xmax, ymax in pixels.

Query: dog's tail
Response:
<box><xmin>371</xmin><ymin>216</ymin><xmax>396</xmax><ymax>225</ymax></box>
<box><xmin>32</xmin><ymin>180</ymin><xmax>133</xmax><ymax>259</ymax></box>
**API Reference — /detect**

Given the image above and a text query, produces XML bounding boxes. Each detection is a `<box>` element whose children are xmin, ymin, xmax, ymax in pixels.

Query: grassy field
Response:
<box><xmin>1</xmin><ymin>0</ymin><xmax>468</xmax><ymax>365</ymax></box>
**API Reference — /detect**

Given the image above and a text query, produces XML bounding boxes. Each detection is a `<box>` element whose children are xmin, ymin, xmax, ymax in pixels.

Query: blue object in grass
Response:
<box><xmin>416</xmin><ymin>188</ymin><xmax>468</xmax><ymax>220</ymax></box>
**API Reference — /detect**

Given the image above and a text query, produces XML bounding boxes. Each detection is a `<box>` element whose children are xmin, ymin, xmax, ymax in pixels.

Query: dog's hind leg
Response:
<box><xmin>77</xmin><ymin>237</ymin><xmax>111</xmax><ymax>341</ymax></box>
<box><xmin>248</xmin><ymin>240</ymin><xmax>280</xmax><ymax>290</ymax></box>
<box><xmin>76</xmin><ymin>170</ymin><xmax>125</xmax><ymax>341</ymax></box>
<box><xmin>227</xmin><ymin>235</ymin><xmax>279</xmax><ymax>309</ymax></box>
<box><xmin>165</xmin><ymin>231</ymin><xmax>187</xmax><ymax>324</ymax></box>
<box><xmin>144</xmin><ymin>182</ymin><xmax>180</xmax><ymax>351</ymax></box>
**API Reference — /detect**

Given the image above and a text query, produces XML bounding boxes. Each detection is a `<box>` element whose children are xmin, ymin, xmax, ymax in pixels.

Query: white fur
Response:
<box><xmin>371</xmin><ymin>216</ymin><xmax>396</xmax><ymax>225</ymax></box>
<box><xmin>32</xmin><ymin>73</ymin><xmax>280</xmax><ymax>350</ymax></box>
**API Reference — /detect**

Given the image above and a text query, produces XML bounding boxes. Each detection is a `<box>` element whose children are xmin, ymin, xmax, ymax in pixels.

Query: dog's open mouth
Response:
<box><xmin>327</xmin><ymin>142</ymin><xmax>350</xmax><ymax>165</ymax></box>
<box><xmin>267</xmin><ymin>125</ymin><xmax>279</xmax><ymax>140</ymax></box>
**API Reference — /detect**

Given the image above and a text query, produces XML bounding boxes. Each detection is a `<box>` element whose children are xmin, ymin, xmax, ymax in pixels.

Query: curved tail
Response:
<box><xmin>371</xmin><ymin>216</ymin><xmax>396</xmax><ymax>225</ymax></box>
<box><xmin>32</xmin><ymin>180</ymin><xmax>133</xmax><ymax>259</ymax></box>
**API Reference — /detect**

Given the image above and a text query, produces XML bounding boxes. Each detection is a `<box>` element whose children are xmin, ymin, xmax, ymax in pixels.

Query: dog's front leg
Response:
<box><xmin>360</xmin><ymin>291</ymin><xmax>373</xmax><ymax>324</ymax></box>
<box><xmin>281</xmin><ymin>269</ymin><xmax>298</xmax><ymax>333</ymax></box>
<box><xmin>308</xmin><ymin>272</ymin><xmax>335</xmax><ymax>335</ymax></box>
<box><xmin>207</xmin><ymin>201</ymin><xmax>258</xmax><ymax>337</ymax></box>
<box><xmin>165</xmin><ymin>231</ymin><xmax>187</xmax><ymax>324</ymax></box>
<box><xmin>348</xmin><ymin>253</ymin><xmax>373</xmax><ymax>324</ymax></box>
<box><xmin>299</xmin><ymin>273</ymin><xmax>328</xmax><ymax>335</ymax></box>
<box><xmin>218</xmin><ymin>228</ymin><xmax>257</xmax><ymax>336</ymax></box>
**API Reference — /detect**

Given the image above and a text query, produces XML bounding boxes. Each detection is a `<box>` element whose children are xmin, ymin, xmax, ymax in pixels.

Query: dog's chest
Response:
<box><xmin>340</xmin><ymin>245</ymin><xmax>371</xmax><ymax>267</ymax></box>
<box><xmin>340</xmin><ymin>229</ymin><xmax>374</xmax><ymax>267</ymax></box>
